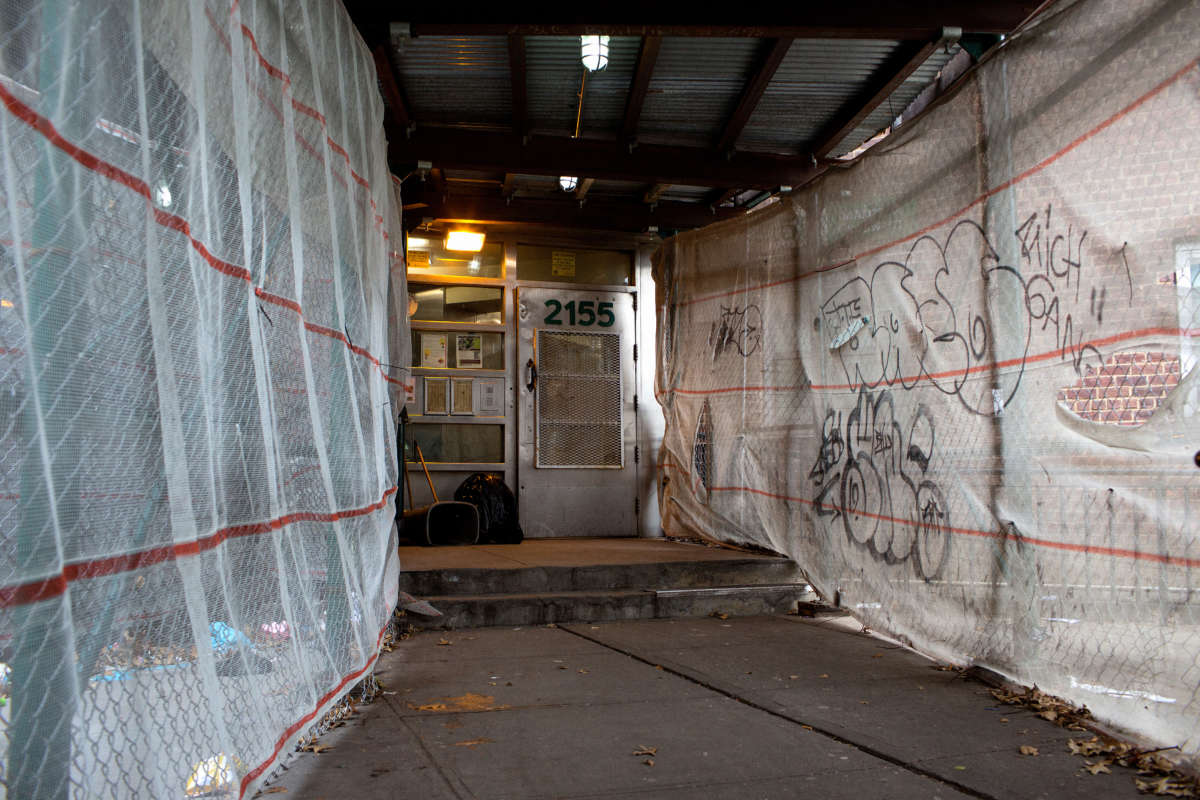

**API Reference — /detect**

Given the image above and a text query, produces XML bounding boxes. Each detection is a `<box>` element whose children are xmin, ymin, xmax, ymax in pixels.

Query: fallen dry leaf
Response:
<box><xmin>789</xmin><ymin>675</ymin><xmax>799</xmax><ymax>680</ymax></box>
<box><xmin>454</xmin><ymin>738</ymin><xmax>495</xmax><ymax>749</ymax></box>
<box><xmin>1135</xmin><ymin>776</ymin><xmax>1198</xmax><ymax>797</ymax></box>
<box><xmin>578</xmin><ymin>668</ymin><xmax>589</xmax><ymax>674</ymax></box>
<box><xmin>1019</xmin><ymin>746</ymin><xmax>1039</xmax><ymax>757</ymax></box>
<box><xmin>819</xmin><ymin>673</ymin><xmax>829</xmax><ymax>679</ymax></box>
<box><xmin>643</xmin><ymin>759</ymin><xmax>655</xmax><ymax>767</ymax></box>
<box><xmin>709</xmin><ymin>611</ymin><xmax>729</xmax><ymax>620</ymax></box>
<box><xmin>1083</xmin><ymin>761</ymin><xmax>1112</xmax><ymax>775</ymax></box>
<box><xmin>557</xmin><ymin>665</ymin><xmax>568</xmax><ymax>670</ymax></box>
<box><xmin>633</xmin><ymin>745</ymin><xmax>657</xmax><ymax>756</ymax></box>
<box><xmin>1068</xmin><ymin>738</ymin><xmax>1103</xmax><ymax>756</ymax></box>
<box><xmin>1000</xmin><ymin>718</ymin><xmax>1010</xmax><ymax>724</ymax></box>
<box><xmin>801</xmin><ymin>725</ymin><xmax>814</xmax><ymax>731</ymax></box>
<box><xmin>410</xmin><ymin>693</ymin><xmax>508</xmax><ymax>713</ymax></box>
<box><xmin>437</xmin><ymin>638</ymin><xmax>452</xmax><ymax>646</ymax></box>
<box><xmin>872</xmin><ymin>653</ymin><xmax>883</xmax><ymax>659</ymax></box>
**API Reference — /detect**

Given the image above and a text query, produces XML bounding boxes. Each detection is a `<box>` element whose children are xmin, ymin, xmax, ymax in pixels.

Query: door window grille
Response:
<box><xmin>536</xmin><ymin>331</ymin><xmax>623</xmax><ymax>467</ymax></box>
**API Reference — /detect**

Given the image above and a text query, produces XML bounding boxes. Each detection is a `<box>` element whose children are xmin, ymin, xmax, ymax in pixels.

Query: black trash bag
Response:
<box><xmin>454</xmin><ymin>473</ymin><xmax>524</xmax><ymax>544</ymax></box>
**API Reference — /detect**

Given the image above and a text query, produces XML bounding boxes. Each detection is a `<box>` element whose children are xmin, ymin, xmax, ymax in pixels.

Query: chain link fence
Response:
<box><xmin>655</xmin><ymin>0</ymin><xmax>1200</xmax><ymax>761</ymax></box>
<box><xmin>0</xmin><ymin>0</ymin><xmax>406</xmax><ymax>796</ymax></box>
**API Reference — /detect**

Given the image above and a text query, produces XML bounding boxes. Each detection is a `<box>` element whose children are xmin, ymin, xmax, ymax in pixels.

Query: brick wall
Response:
<box><xmin>1057</xmin><ymin>351</ymin><xmax>1182</xmax><ymax>425</ymax></box>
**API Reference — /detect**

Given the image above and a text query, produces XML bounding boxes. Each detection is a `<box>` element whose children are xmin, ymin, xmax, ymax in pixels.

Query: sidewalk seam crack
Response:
<box><xmin>557</xmin><ymin>625</ymin><xmax>1000</xmax><ymax>800</ymax></box>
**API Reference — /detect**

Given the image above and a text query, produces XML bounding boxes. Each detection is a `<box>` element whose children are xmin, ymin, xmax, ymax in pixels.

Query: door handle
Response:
<box><xmin>525</xmin><ymin>358</ymin><xmax>537</xmax><ymax>392</ymax></box>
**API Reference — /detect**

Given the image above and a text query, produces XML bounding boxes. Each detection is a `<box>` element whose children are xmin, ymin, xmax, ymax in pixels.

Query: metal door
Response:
<box><xmin>517</xmin><ymin>287</ymin><xmax>638</xmax><ymax>537</ymax></box>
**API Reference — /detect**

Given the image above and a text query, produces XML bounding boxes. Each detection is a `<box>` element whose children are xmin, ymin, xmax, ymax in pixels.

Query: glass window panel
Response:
<box><xmin>411</xmin><ymin>330</ymin><xmax>504</xmax><ymax>370</ymax></box>
<box><xmin>409</xmin><ymin>283</ymin><xmax>503</xmax><ymax>324</ymax></box>
<box><xmin>407</xmin><ymin>238</ymin><xmax>503</xmax><ymax>278</ymax></box>
<box><xmin>516</xmin><ymin>244</ymin><xmax>633</xmax><ymax>285</ymax></box>
<box><xmin>406</xmin><ymin>423</ymin><xmax>504</xmax><ymax>463</ymax></box>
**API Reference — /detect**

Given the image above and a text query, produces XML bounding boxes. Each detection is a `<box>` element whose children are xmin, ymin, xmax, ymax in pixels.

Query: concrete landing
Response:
<box><xmin>267</xmin><ymin>615</ymin><xmax>1149</xmax><ymax>800</ymax></box>
<box><xmin>397</xmin><ymin>538</ymin><xmax>813</xmax><ymax>628</ymax></box>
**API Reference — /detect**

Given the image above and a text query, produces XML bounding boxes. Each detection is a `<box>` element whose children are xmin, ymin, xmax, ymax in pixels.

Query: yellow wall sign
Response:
<box><xmin>551</xmin><ymin>250</ymin><xmax>576</xmax><ymax>277</ymax></box>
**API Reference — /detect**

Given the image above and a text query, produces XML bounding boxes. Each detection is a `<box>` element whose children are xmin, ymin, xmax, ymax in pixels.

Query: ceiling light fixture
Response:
<box><xmin>445</xmin><ymin>230</ymin><xmax>485</xmax><ymax>252</ymax></box>
<box><xmin>559</xmin><ymin>176</ymin><xmax>579</xmax><ymax>192</ymax></box>
<box><xmin>580</xmin><ymin>35</ymin><xmax>609</xmax><ymax>72</ymax></box>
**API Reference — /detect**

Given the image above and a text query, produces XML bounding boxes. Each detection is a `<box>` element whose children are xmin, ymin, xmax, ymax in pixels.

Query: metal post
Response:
<box><xmin>10</xmin><ymin>4</ymin><xmax>87</xmax><ymax>797</ymax></box>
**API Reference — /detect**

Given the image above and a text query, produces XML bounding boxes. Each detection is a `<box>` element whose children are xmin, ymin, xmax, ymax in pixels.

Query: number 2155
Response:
<box><xmin>544</xmin><ymin>299</ymin><xmax>614</xmax><ymax>327</ymax></box>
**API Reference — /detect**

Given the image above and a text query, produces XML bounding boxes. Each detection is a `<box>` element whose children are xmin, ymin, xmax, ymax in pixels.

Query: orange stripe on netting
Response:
<box><xmin>238</xmin><ymin>621</ymin><xmax>390</xmax><ymax>797</ymax></box>
<box><xmin>0</xmin><ymin>83</ymin><xmax>403</xmax><ymax>387</ymax></box>
<box><xmin>656</xmin><ymin>461</ymin><xmax>1200</xmax><ymax>568</ymax></box>
<box><xmin>0</xmin><ymin>487</ymin><xmax>397</xmax><ymax>609</ymax></box>
<box><xmin>810</xmin><ymin>325</ymin><xmax>1199</xmax><ymax>391</ymax></box>
<box><xmin>228</xmin><ymin>10</ymin><xmax>389</xmax><ymax>241</ymax></box>
<box><xmin>202</xmin><ymin>4</ymin><xmax>390</xmax><ymax>245</ymax></box>
<box><xmin>675</xmin><ymin>54</ymin><xmax>1200</xmax><ymax>310</ymax></box>
<box><xmin>656</xmin><ymin>325</ymin><xmax>1197</xmax><ymax>397</ymax></box>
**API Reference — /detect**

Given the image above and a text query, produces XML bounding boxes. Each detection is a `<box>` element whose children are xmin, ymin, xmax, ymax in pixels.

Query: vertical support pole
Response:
<box><xmin>10</xmin><ymin>3</ymin><xmax>86</xmax><ymax>797</ymax></box>
<box><xmin>981</xmin><ymin>61</ymin><xmax>1042</xmax><ymax>669</ymax></box>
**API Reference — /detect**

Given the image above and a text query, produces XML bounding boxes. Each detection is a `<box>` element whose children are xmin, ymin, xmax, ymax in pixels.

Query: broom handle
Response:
<box><xmin>414</xmin><ymin>441</ymin><xmax>438</xmax><ymax>503</ymax></box>
<box><xmin>404</xmin><ymin>457</ymin><xmax>414</xmax><ymax>510</ymax></box>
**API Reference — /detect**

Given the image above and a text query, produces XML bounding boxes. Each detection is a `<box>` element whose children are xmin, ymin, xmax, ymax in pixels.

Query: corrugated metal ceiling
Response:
<box><xmin>637</xmin><ymin>37</ymin><xmax>760</xmax><ymax>149</ymax></box>
<box><xmin>825</xmin><ymin>43</ymin><xmax>961</xmax><ymax>157</ymax></box>
<box><xmin>397</xmin><ymin>35</ymin><xmax>512</xmax><ymax>128</ymax></box>
<box><xmin>388</xmin><ymin>32</ymin><xmax>969</xmax><ymax>196</ymax></box>
<box><xmin>526</xmin><ymin>36</ymin><xmax>641</xmax><ymax>139</ymax></box>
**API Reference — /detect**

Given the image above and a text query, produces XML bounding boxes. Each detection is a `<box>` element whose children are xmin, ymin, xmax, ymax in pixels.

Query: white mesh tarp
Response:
<box><xmin>0</xmin><ymin>0</ymin><xmax>407</xmax><ymax>796</ymax></box>
<box><xmin>655</xmin><ymin>0</ymin><xmax>1200</xmax><ymax>758</ymax></box>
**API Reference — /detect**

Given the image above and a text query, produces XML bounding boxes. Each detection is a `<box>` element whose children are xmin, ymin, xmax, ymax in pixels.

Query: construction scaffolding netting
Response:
<box><xmin>0</xmin><ymin>0</ymin><xmax>407</xmax><ymax>796</ymax></box>
<box><xmin>655</xmin><ymin>0</ymin><xmax>1200</xmax><ymax>759</ymax></box>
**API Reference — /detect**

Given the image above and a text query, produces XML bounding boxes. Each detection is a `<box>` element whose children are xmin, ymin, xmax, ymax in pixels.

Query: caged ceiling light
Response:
<box><xmin>558</xmin><ymin>176</ymin><xmax>579</xmax><ymax>192</ymax></box>
<box><xmin>580</xmin><ymin>35</ymin><xmax>609</xmax><ymax>72</ymax></box>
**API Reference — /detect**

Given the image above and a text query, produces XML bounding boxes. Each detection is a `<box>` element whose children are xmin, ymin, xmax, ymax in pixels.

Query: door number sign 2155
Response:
<box><xmin>543</xmin><ymin>299</ymin><xmax>615</xmax><ymax>327</ymax></box>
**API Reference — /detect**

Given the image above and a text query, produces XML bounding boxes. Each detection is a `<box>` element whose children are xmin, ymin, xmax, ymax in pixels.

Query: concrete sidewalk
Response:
<box><xmin>267</xmin><ymin>615</ymin><xmax>1147</xmax><ymax>799</ymax></box>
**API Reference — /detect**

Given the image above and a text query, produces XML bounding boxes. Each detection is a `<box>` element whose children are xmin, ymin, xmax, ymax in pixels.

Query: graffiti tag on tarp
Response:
<box><xmin>710</xmin><ymin>304</ymin><xmax>763</xmax><ymax>360</ymax></box>
<box><xmin>820</xmin><ymin>212</ymin><xmax>1111</xmax><ymax>415</ymax></box>
<box><xmin>809</xmin><ymin>387</ymin><xmax>950</xmax><ymax>581</ymax></box>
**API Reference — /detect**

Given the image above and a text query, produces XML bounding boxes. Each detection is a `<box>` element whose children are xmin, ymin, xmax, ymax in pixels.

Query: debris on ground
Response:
<box><xmin>792</xmin><ymin>601</ymin><xmax>842</xmax><ymax>617</ymax></box>
<box><xmin>409</xmin><ymin>693</ymin><xmax>508</xmax><ymax>713</ymax></box>
<box><xmin>990</xmin><ymin>684</ymin><xmax>1197</xmax><ymax>795</ymax></box>
<box><xmin>989</xmin><ymin>685</ymin><xmax>1093</xmax><ymax>731</ymax></box>
<box><xmin>454</xmin><ymin>738</ymin><xmax>495</xmax><ymax>748</ymax></box>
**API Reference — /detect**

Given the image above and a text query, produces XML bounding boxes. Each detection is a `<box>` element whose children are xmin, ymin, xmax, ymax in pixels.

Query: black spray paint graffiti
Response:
<box><xmin>808</xmin><ymin>387</ymin><xmax>951</xmax><ymax>581</ymax></box>
<box><xmin>710</xmin><ymin>304</ymin><xmax>763</xmax><ymax>360</ymax></box>
<box><xmin>820</xmin><ymin>208</ymin><xmax>1116</xmax><ymax>415</ymax></box>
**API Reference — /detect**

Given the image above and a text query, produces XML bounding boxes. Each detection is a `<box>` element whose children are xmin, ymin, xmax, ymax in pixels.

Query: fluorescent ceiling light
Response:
<box><xmin>445</xmin><ymin>230</ymin><xmax>485</xmax><ymax>252</ymax></box>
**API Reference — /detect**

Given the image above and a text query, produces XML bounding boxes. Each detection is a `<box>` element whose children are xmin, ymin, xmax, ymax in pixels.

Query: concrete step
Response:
<box><xmin>422</xmin><ymin>584</ymin><xmax>815</xmax><ymax>629</ymax></box>
<box><xmin>398</xmin><ymin>556</ymin><xmax>804</xmax><ymax>597</ymax></box>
